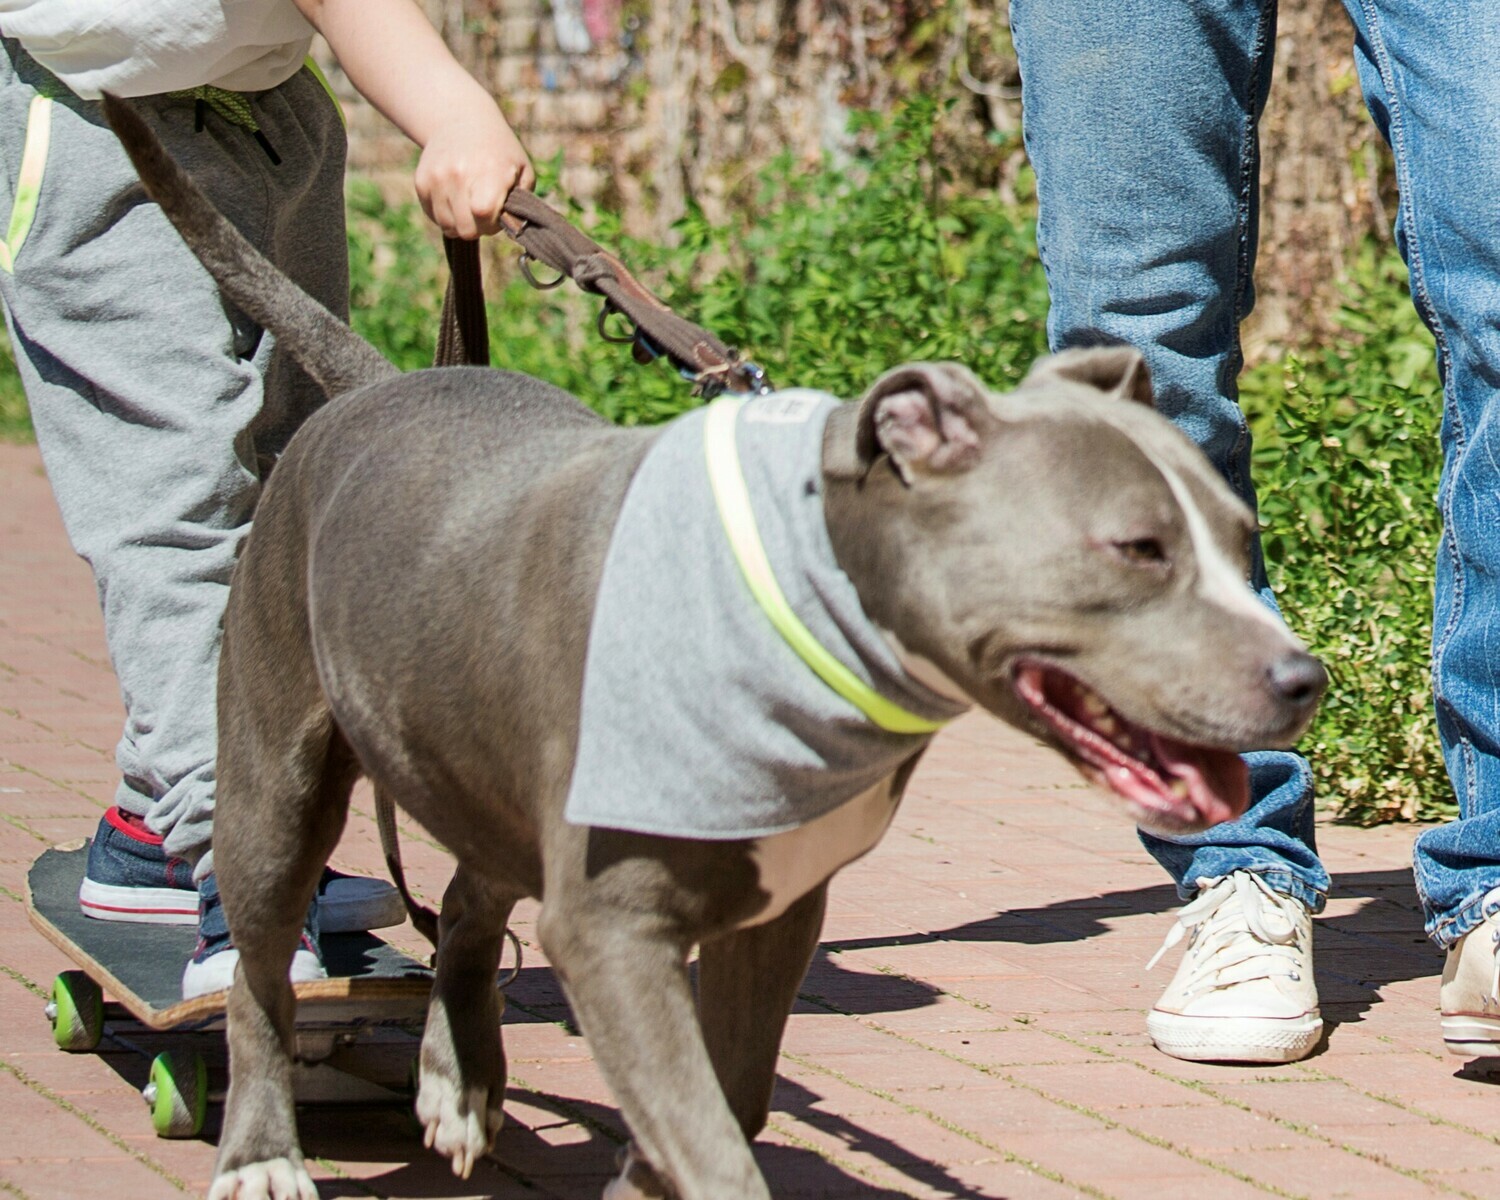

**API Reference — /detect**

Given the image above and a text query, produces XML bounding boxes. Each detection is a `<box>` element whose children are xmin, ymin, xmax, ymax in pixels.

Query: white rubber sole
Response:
<box><xmin>1442</xmin><ymin>1014</ymin><xmax>1500</xmax><ymax>1058</ymax></box>
<box><xmin>181</xmin><ymin>947</ymin><xmax>325</xmax><ymax>1001</ymax></box>
<box><xmin>80</xmin><ymin>877</ymin><xmax>404</xmax><ymax>932</ymax></box>
<box><xmin>1147</xmin><ymin>1009</ymin><xmax>1323</xmax><ymax>1063</ymax></box>
<box><xmin>78</xmin><ymin>879</ymin><xmax>197</xmax><ymax>925</ymax></box>
<box><xmin>317</xmin><ymin>885</ymin><xmax>406</xmax><ymax>934</ymax></box>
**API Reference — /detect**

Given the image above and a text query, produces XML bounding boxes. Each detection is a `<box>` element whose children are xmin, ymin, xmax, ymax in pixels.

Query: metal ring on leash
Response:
<box><xmin>518</xmin><ymin>252</ymin><xmax>566</xmax><ymax>290</ymax></box>
<box><xmin>597</xmin><ymin>301</ymin><xmax>637</xmax><ymax>344</ymax></box>
<box><xmin>497</xmin><ymin>927</ymin><xmax>524</xmax><ymax>990</ymax></box>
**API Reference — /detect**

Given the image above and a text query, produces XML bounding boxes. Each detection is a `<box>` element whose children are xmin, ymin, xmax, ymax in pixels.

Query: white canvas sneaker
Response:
<box><xmin>1439</xmin><ymin>886</ymin><xmax>1500</xmax><ymax>1058</ymax></box>
<box><xmin>1146</xmin><ymin>870</ymin><xmax>1322</xmax><ymax>1063</ymax></box>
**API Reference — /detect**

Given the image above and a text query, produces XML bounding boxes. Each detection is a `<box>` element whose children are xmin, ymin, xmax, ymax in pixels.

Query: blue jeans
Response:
<box><xmin>1010</xmin><ymin>0</ymin><xmax>1500</xmax><ymax>945</ymax></box>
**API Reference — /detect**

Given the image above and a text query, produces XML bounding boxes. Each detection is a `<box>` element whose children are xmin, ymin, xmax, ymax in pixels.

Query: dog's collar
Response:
<box><xmin>703</xmin><ymin>396</ymin><xmax>948</xmax><ymax>736</ymax></box>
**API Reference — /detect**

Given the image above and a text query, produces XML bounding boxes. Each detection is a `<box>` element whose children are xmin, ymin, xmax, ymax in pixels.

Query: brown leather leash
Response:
<box><xmin>434</xmin><ymin>234</ymin><xmax>490</xmax><ymax>370</ymax></box>
<box><xmin>444</xmin><ymin>189</ymin><xmax>772</xmax><ymax>398</ymax></box>
<box><xmin>375</xmin><ymin>192</ymin><xmax>767</xmax><ymax>969</ymax></box>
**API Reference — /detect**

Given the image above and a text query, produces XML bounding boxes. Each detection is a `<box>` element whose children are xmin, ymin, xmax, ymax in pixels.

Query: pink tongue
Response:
<box><xmin>1149</xmin><ymin>734</ymin><xmax>1250</xmax><ymax>825</ymax></box>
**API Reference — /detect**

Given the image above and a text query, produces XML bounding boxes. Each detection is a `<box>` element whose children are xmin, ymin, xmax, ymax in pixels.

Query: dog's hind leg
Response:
<box><xmin>415</xmin><ymin>864</ymin><xmax>521</xmax><ymax>1178</ymax></box>
<box><xmin>699</xmin><ymin>883</ymin><xmax>829</xmax><ymax>1141</ymax></box>
<box><xmin>538</xmin><ymin>899</ymin><xmax>772</xmax><ymax>1200</ymax></box>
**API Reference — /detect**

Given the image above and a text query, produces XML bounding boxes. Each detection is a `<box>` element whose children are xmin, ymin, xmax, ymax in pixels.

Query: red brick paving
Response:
<box><xmin>3</xmin><ymin>439</ymin><xmax>1497</xmax><ymax>1200</ymax></box>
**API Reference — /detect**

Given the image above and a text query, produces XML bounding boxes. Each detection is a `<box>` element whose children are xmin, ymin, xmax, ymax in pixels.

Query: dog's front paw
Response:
<box><xmin>415</xmin><ymin>1066</ymin><xmax>505</xmax><ymax>1179</ymax></box>
<box><xmin>207</xmin><ymin>1157</ymin><xmax>318</xmax><ymax>1200</ymax></box>
<box><xmin>603</xmin><ymin>1144</ymin><xmax>674</xmax><ymax>1200</ymax></box>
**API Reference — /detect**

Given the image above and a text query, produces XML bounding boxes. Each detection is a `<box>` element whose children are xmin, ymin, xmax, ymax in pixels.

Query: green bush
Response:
<box><xmin>0</xmin><ymin>328</ymin><xmax>31</xmax><ymax>441</ymax></box>
<box><xmin>1242</xmin><ymin>246</ymin><xmax>1448</xmax><ymax>822</ymax></box>
<box><xmin>347</xmin><ymin>96</ymin><xmax>1049</xmax><ymax>425</ymax></box>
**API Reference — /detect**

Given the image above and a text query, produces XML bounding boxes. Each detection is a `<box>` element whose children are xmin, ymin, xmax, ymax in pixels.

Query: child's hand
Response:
<box><xmin>414</xmin><ymin>109</ymin><xmax>536</xmax><ymax>240</ymax></box>
<box><xmin>294</xmin><ymin>0</ymin><xmax>538</xmax><ymax>240</ymax></box>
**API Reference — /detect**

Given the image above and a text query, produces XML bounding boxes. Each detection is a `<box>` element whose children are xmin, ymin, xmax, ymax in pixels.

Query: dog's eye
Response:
<box><xmin>1114</xmin><ymin>537</ymin><xmax>1167</xmax><ymax>565</ymax></box>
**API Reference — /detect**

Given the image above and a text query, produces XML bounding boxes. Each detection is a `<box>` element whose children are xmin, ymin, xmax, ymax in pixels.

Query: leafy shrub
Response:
<box><xmin>0</xmin><ymin>328</ymin><xmax>31</xmax><ymax>441</ymax></box>
<box><xmin>347</xmin><ymin>97</ymin><xmax>1050</xmax><ymax>427</ymax></box>
<box><xmin>1242</xmin><ymin>246</ymin><xmax>1448</xmax><ymax>822</ymax></box>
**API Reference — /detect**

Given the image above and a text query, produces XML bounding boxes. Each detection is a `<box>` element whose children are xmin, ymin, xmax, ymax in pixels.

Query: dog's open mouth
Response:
<box><xmin>1013</xmin><ymin>662</ymin><xmax>1248</xmax><ymax>830</ymax></box>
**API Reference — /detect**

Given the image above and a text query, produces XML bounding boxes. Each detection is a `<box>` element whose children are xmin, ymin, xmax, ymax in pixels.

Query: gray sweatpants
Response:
<box><xmin>0</xmin><ymin>41</ymin><xmax>349</xmax><ymax>868</ymax></box>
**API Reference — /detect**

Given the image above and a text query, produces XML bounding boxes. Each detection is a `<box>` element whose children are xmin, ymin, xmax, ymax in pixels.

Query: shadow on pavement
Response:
<box><xmin>502</xmin><ymin>953</ymin><xmax>946</xmax><ymax>1027</ymax></box>
<box><xmin>816</xmin><ymin>868</ymin><xmax>1446</xmax><ymax>1030</ymax></box>
<box><xmin>302</xmin><ymin>1074</ymin><xmax>990</xmax><ymax>1200</ymax></box>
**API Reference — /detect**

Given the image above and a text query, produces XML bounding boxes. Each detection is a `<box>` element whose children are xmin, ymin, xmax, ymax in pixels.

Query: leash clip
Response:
<box><xmin>693</xmin><ymin>358</ymin><xmax>774</xmax><ymax>400</ymax></box>
<box><xmin>518</xmin><ymin>251</ymin><xmax>566</xmax><ymax>291</ymax></box>
<box><xmin>596</xmin><ymin>300</ymin><xmax>638</xmax><ymax>344</ymax></box>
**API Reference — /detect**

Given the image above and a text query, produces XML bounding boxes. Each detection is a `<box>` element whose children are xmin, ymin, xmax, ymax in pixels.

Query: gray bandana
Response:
<box><xmin>564</xmin><ymin>389</ymin><xmax>970</xmax><ymax>839</ymax></box>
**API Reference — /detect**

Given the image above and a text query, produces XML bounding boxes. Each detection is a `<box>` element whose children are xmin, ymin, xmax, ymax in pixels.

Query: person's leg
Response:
<box><xmin>0</xmin><ymin>54</ymin><xmax>287</xmax><ymax>876</ymax></box>
<box><xmin>0</xmin><ymin>48</ymin><xmax>398</xmax><ymax>937</ymax></box>
<box><xmin>1009</xmin><ymin>0</ymin><xmax>1326</xmax><ymax>1062</ymax></box>
<box><xmin>1339</xmin><ymin>0</ymin><xmax>1500</xmax><ymax>1052</ymax></box>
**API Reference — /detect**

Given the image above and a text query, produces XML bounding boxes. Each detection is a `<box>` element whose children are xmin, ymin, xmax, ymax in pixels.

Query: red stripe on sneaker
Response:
<box><xmin>104</xmin><ymin>806</ymin><xmax>165</xmax><ymax>845</ymax></box>
<box><xmin>80</xmin><ymin>898</ymin><xmax>197</xmax><ymax>916</ymax></box>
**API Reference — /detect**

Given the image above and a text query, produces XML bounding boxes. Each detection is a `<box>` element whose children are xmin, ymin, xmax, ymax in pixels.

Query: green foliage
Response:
<box><xmin>345</xmin><ymin>97</ymin><xmax>1050</xmax><ymax>426</ymax></box>
<box><xmin>1242</xmin><ymin>244</ymin><xmax>1448</xmax><ymax>822</ymax></box>
<box><xmin>0</xmin><ymin>327</ymin><xmax>31</xmax><ymax>441</ymax></box>
<box><xmin>345</xmin><ymin>180</ymin><xmax>446</xmax><ymax>371</ymax></box>
<box><xmin>659</xmin><ymin>98</ymin><xmax>1050</xmax><ymax>399</ymax></box>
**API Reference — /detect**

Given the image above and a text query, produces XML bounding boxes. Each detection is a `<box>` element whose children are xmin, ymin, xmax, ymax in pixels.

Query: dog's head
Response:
<box><xmin>821</xmin><ymin>350</ymin><xmax>1325</xmax><ymax>835</ymax></box>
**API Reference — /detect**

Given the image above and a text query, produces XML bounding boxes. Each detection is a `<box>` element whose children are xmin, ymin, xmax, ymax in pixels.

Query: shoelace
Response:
<box><xmin>1146</xmin><ymin>872</ymin><xmax>1305</xmax><ymax>994</ymax></box>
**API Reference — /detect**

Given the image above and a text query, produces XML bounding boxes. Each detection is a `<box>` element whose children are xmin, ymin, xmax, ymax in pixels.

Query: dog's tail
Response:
<box><xmin>102</xmin><ymin>94</ymin><xmax>399</xmax><ymax>398</ymax></box>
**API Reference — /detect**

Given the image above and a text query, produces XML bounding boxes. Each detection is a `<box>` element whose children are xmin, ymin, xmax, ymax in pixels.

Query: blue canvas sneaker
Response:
<box><xmin>78</xmin><ymin>807</ymin><xmax>198</xmax><ymax>923</ymax></box>
<box><xmin>79</xmin><ymin>807</ymin><xmax>406</xmax><ymax>931</ymax></box>
<box><xmin>182</xmin><ymin>872</ymin><xmax>325</xmax><ymax>1000</ymax></box>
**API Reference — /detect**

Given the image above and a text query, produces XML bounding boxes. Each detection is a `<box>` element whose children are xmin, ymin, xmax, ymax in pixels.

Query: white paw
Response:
<box><xmin>415</xmin><ymin>1066</ymin><xmax>504</xmax><ymax>1179</ymax></box>
<box><xmin>207</xmin><ymin>1157</ymin><xmax>318</xmax><ymax>1200</ymax></box>
<box><xmin>603</xmin><ymin>1174</ymin><xmax>660</xmax><ymax>1200</ymax></box>
<box><xmin>602</xmin><ymin>1146</ymin><xmax>672</xmax><ymax>1200</ymax></box>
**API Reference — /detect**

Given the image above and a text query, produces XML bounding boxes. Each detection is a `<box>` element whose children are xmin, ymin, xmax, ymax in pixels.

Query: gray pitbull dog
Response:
<box><xmin>105</xmin><ymin>98</ymin><xmax>1324</xmax><ymax>1200</ymax></box>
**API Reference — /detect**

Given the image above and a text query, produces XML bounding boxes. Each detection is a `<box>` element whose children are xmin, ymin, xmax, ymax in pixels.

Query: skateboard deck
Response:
<box><xmin>26</xmin><ymin>843</ymin><xmax>433</xmax><ymax>1030</ymax></box>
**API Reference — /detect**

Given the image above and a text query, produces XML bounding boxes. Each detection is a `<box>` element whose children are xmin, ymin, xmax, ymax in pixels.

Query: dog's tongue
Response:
<box><xmin>1013</xmin><ymin>663</ymin><xmax>1249</xmax><ymax>830</ymax></box>
<box><xmin>1148</xmin><ymin>733</ymin><xmax>1249</xmax><ymax>827</ymax></box>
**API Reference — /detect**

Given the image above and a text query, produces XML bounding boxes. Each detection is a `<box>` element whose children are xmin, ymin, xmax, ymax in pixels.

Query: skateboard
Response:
<box><xmin>26</xmin><ymin>841</ymin><xmax>438</xmax><ymax>1139</ymax></box>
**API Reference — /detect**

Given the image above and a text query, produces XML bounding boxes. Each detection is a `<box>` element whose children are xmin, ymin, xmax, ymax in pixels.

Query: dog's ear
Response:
<box><xmin>831</xmin><ymin>362</ymin><xmax>995</xmax><ymax>484</ymax></box>
<box><xmin>1023</xmin><ymin>346</ymin><xmax>1154</xmax><ymax>408</ymax></box>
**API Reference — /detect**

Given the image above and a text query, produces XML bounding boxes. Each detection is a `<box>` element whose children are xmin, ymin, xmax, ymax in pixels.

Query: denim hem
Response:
<box><xmin>1183</xmin><ymin>866</ymin><xmax>1327</xmax><ymax>914</ymax></box>
<box><xmin>1425</xmin><ymin>885</ymin><xmax>1500</xmax><ymax>950</ymax></box>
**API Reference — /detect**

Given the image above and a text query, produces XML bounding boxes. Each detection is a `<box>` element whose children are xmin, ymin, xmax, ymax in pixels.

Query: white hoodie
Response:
<box><xmin>0</xmin><ymin>0</ymin><xmax>313</xmax><ymax>98</ymax></box>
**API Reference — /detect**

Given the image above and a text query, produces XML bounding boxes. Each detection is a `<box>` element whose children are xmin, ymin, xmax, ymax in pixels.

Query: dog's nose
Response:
<box><xmin>1267</xmin><ymin>651</ymin><xmax>1327</xmax><ymax>708</ymax></box>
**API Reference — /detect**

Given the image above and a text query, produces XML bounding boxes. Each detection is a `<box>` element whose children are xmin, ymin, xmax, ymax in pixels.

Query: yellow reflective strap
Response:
<box><xmin>703</xmin><ymin>397</ymin><xmax>947</xmax><ymax>736</ymax></box>
<box><xmin>2</xmin><ymin>94</ymin><xmax>53</xmax><ymax>273</ymax></box>
<box><xmin>303</xmin><ymin>56</ymin><xmax>345</xmax><ymax>127</ymax></box>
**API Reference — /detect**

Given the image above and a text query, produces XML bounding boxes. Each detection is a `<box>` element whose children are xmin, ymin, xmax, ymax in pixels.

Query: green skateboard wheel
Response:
<box><xmin>47</xmin><ymin>970</ymin><xmax>102</xmax><ymax>1052</ymax></box>
<box><xmin>145</xmin><ymin>1051</ymin><xmax>206</xmax><ymax>1138</ymax></box>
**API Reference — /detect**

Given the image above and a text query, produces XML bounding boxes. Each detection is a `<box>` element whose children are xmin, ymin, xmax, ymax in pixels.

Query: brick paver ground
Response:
<box><xmin>2</xmin><ymin>439</ymin><xmax>1497</xmax><ymax>1200</ymax></box>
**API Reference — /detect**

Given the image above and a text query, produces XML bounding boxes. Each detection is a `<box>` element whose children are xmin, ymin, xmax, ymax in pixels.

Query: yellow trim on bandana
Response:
<box><xmin>703</xmin><ymin>396</ymin><xmax>947</xmax><ymax>736</ymax></box>
<box><xmin>0</xmin><ymin>94</ymin><xmax>53</xmax><ymax>273</ymax></box>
